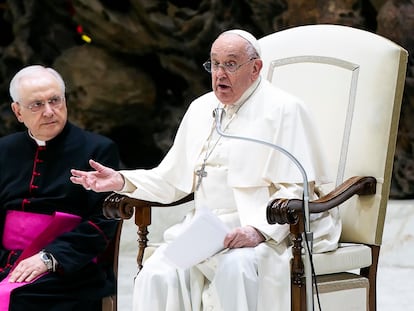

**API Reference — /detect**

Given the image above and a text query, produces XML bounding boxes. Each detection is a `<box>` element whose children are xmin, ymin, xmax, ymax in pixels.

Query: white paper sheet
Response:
<box><xmin>163</xmin><ymin>208</ymin><xmax>230</xmax><ymax>270</ymax></box>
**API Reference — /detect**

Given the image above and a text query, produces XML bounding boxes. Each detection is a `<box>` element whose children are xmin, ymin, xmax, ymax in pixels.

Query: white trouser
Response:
<box><xmin>133</xmin><ymin>245</ymin><xmax>258</xmax><ymax>311</ymax></box>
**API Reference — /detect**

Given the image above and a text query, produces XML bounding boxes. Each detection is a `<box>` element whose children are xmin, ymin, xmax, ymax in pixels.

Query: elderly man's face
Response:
<box><xmin>210</xmin><ymin>34</ymin><xmax>262</xmax><ymax>105</ymax></box>
<box><xmin>11</xmin><ymin>72</ymin><xmax>67</xmax><ymax>141</ymax></box>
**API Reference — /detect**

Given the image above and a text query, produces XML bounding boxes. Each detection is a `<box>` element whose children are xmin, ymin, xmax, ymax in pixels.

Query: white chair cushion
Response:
<box><xmin>310</xmin><ymin>243</ymin><xmax>372</xmax><ymax>275</ymax></box>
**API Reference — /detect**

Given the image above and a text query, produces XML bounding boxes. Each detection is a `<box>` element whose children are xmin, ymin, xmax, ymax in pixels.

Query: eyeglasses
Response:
<box><xmin>19</xmin><ymin>95</ymin><xmax>65</xmax><ymax>113</ymax></box>
<box><xmin>203</xmin><ymin>58</ymin><xmax>256</xmax><ymax>74</ymax></box>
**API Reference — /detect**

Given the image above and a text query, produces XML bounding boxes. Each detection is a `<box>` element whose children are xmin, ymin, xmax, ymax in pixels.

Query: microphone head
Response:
<box><xmin>213</xmin><ymin>108</ymin><xmax>225</xmax><ymax>123</ymax></box>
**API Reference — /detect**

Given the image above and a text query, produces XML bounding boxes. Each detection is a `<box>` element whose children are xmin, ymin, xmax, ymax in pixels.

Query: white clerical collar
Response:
<box><xmin>28</xmin><ymin>130</ymin><xmax>46</xmax><ymax>146</ymax></box>
<box><xmin>223</xmin><ymin>76</ymin><xmax>261</xmax><ymax>117</ymax></box>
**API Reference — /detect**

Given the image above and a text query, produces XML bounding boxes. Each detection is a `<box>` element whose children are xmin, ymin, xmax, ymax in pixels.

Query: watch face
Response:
<box><xmin>40</xmin><ymin>251</ymin><xmax>53</xmax><ymax>271</ymax></box>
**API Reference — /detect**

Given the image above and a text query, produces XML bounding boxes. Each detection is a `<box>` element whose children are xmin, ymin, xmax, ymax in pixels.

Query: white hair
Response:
<box><xmin>9</xmin><ymin>65</ymin><xmax>65</xmax><ymax>102</ymax></box>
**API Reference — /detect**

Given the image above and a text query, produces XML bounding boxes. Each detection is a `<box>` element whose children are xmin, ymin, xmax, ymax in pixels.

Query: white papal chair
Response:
<box><xmin>102</xmin><ymin>24</ymin><xmax>408</xmax><ymax>311</ymax></box>
<box><xmin>262</xmin><ymin>24</ymin><xmax>408</xmax><ymax>311</ymax></box>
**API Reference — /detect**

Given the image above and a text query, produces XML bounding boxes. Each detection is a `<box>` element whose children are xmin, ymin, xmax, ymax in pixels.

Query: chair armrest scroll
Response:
<box><xmin>103</xmin><ymin>193</ymin><xmax>138</xmax><ymax>220</ymax></box>
<box><xmin>267</xmin><ymin>176</ymin><xmax>377</xmax><ymax>225</ymax></box>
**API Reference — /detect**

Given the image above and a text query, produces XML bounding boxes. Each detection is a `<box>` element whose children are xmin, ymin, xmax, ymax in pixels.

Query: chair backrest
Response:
<box><xmin>259</xmin><ymin>24</ymin><xmax>407</xmax><ymax>246</ymax></box>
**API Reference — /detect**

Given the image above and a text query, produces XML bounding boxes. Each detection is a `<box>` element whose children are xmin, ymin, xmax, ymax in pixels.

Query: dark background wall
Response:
<box><xmin>0</xmin><ymin>0</ymin><xmax>413</xmax><ymax>198</ymax></box>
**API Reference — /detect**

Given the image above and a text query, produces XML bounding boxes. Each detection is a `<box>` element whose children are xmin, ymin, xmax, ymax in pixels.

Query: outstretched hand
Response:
<box><xmin>70</xmin><ymin>159</ymin><xmax>125</xmax><ymax>192</ymax></box>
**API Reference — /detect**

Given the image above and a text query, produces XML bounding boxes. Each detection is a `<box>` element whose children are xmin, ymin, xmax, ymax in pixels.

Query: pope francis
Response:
<box><xmin>71</xmin><ymin>29</ymin><xmax>341</xmax><ymax>311</ymax></box>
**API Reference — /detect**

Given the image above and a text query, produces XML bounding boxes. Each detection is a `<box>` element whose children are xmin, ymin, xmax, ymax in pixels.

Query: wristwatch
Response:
<box><xmin>39</xmin><ymin>250</ymin><xmax>54</xmax><ymax>272</ymax></box>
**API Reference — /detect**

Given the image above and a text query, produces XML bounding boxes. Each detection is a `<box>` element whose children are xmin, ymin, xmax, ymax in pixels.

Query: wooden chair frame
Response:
<box><xmin>101</xmin><ymin>220</ymin><xmax>123</xmax><ymax>311</ymax></box>
<box><xmin>267</xmin><ymin>176</ymin><xmax>377</xmax><ymax>310</ymax></box>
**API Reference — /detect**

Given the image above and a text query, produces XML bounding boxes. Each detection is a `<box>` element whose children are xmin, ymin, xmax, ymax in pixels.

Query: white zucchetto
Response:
<box><xmin>223</xmin><ymin>29</ymin><xmax>262</xmax><ymax>57</ymax></box>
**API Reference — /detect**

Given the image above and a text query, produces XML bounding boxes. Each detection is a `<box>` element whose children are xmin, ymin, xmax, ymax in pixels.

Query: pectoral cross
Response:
<box><xmin>195</xmin><ymin>162</ymin><xmax>207</xmax><ymax>191</ymax></box>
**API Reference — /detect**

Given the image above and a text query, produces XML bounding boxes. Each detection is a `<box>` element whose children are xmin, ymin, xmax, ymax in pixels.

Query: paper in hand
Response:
<box><xmin>163</xmin><ymin>207</ymin><xmax>230</xmax><ymax>270</ymax></box>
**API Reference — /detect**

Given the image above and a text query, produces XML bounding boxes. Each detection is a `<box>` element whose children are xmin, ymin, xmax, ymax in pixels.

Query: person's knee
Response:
<box><xmin>216</xmin><ymin>248</ymin><xmax>257</xmax><ymax>278</ymax></box>
<box><xmin>136</xmin><ymin>264</ymin><xmax>179</xmax><ymax>289</ymax></box>
<box><xmin>212</xmin><ymin>249</ymin><xmax>259</xmax><ymax>310</ymax></box>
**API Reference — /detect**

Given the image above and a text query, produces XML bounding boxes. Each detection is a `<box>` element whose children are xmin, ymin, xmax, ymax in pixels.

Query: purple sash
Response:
<box><xmin>0</xmin><ymin>210</ymin><xmax>81</xmax><ymax>310</ymax></box>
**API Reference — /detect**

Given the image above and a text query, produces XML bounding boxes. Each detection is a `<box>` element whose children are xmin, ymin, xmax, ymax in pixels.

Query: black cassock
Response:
<box><xmin>0</xmin><ymin>122</ymin><xmax>120</xmax><ymax>311</ymax></box>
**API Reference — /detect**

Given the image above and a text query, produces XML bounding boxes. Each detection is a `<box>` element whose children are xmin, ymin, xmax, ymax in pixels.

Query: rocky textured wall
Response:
<box><xmin>0</xmin><ymin>0</ymin><xmax>413</xmax><ymax>198</ymax></box>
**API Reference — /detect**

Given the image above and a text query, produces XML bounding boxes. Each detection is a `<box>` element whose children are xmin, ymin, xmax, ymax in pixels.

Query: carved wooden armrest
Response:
<box><xmin>102</xmin><ymin>193</ymin><xmax>194</xmax><ymax>270</ymax></box>
<box><xmin>266</xmin><ymin>176</ymin><xmax>377</xmax><ymax>289</ymax></box>
<box><xmin>266</xmin><ymin>176</ymin><xmax>377</xmax><ymax>225</ymax></box>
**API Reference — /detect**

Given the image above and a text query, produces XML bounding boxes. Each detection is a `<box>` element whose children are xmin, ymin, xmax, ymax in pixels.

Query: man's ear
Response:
<box><xmin>252</xmin><ymin>59</ymin><xmax>263</xmax><ymax>80</ymax></box>
<box><xmin>11</xmin><ymin>102</ymin><xmax>24</xmax><ymax>123</ymax></box>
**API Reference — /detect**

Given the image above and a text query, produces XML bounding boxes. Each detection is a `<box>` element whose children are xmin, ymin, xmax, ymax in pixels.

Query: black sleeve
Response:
<box><xmin>45</xmin><ymin>138</ymin><xmax>121</xmax><ymax>274</ymax></box>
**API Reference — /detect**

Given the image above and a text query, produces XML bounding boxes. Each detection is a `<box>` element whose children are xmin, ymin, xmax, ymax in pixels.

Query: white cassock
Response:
<box><xmin>119</xmin><ymin>78</ymin><xmax>341</xmax><ymax>311</ymax></box>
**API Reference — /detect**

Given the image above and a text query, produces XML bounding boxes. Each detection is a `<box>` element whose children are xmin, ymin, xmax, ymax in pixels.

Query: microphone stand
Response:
<box><xmin>213</xmin><ymin>108</ymin><xmax>314</xmax><ymax>311</ymax></box>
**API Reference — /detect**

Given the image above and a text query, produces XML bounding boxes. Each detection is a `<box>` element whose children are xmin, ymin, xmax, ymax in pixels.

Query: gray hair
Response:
<box><xmin>245</xmin><ymin>42</ymin><xmax>260</xmax><ymax>59</ymax></box>
<box><xmin>9</xmin><ymin>65</ymin><xmax>66</xmax><ymax>102</ymax></box>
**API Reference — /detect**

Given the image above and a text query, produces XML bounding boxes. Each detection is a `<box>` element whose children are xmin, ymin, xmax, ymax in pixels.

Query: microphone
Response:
<box><xmin>213</xmin><ymin>107</ymin><xmax>314</xmax><ymax>310</ymax></box>
<box><xmin>212</xmin><ymin>107</ymin><xmax>226</xmax><ymax>129</ymax></box>
<box><xmin>213</xmin><ymin>107</ymin><xmax>310</xmax><ymax>226</ymax></box>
